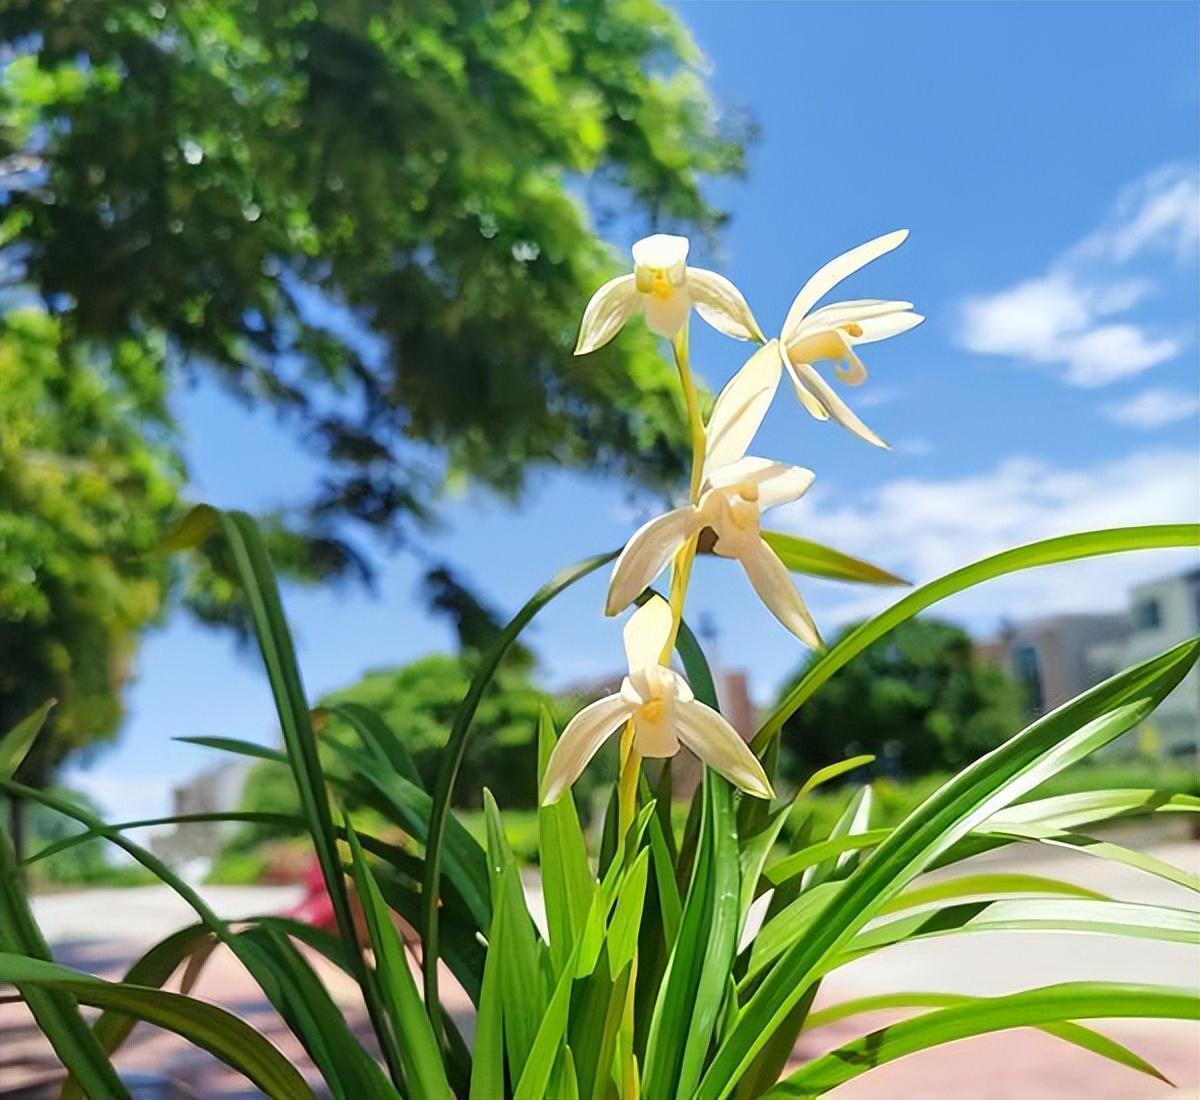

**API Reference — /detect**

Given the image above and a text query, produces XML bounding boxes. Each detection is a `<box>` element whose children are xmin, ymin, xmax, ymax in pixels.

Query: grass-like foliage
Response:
<box><xmin>2</xmin><ymin>228</ymin><xmax>1198</xmax><ymax>1097</ymax></box>
<box><xmin>1</xmin><ymin>515</ymin><xmax>1196</xmax><ymax>1099</ymax></box>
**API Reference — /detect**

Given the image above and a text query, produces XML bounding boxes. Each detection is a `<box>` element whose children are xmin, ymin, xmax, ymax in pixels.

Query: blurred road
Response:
<box><xmin>2</xmin><ymin>840</ymin><xmax>1197</xmax><ymax>1099</ymax></box>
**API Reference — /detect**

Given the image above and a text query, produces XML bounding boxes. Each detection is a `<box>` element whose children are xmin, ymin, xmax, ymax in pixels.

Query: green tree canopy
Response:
<box><xmin>776</xmin><ymin>618</ymin><xmax>1026</xmax><ymax>781</ymax></box>
<box><xmin>0</xmin><ymin>307</ymin><xmax>178</xmax><ymax>781</ymax></box>
<box><xmin>0</xmin><ymin>0</ymin><xmax>748</xmax><ymax>775</ymax></box>
<box><xmin>1</xmin><ymin>0</ymin><xmax>748</xmax><ymax>546</ymax></box>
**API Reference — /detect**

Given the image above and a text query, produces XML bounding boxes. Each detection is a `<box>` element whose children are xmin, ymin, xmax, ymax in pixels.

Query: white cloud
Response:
<box><xmin>960</xmin><ymin>164</ymin><xmax>1198</xmax><ymax>387</ymax></box>
<box><xmin>1105</xmin><ymin>388</ymin><xmax>1200</xmax><ymax>430</ymax></box>
<box><xmin>778</xmin><ymin>447</ymin><xmax>1200</xmax><ymax>630</ymax></box>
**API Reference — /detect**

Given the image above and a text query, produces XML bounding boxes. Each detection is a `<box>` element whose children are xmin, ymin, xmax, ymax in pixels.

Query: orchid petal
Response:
<box><xmin>541</xmin><ymin>694</ymin><xmax>635</xmax><ymax>804</ymax></box>
<box><xmin>704</xmin><ymin>457</ymin><xmax>814</xmax><ymax>510</ymax></box>
<box><xmin>782</xmin><ymin>230</ymin><xmax>910</xmax><ymax>340</ymax></box>
<box><xmin>632</xmin><ymin>234</ymin><xmax>689</xmax><ymax>270</ymax></box>
<box><xmin>687</xmin><ymin>267</ymin><xmax>766</xmax><ymax>343</ymax></box>
<box><xmin>623</xmin><ymin>594</ymin><xmax>675</xmax><ymax>679</ymax></box>
<box><xmin>739</xmin><ymin>538</ymin><xmax>823</xmax><ymax>648</ymax></box>
<box><xmin>575</xmin><ymin>273</ymin><xmax>640</xmax><ymax>355</ymax></box>
<box><xmin>606</xmin><ymin>507</ymin><xmax>701</xmax><ymax>615</ymax></box>
<box><xmin>675</xmin><ymin>699</ymin><xmax>774</xmax><ymax>799</ymax></box>
<box><xmin>704</xmin><ymin>341</ymin><xmax>783</xmax><ymax>475</ymax></box>
<box><xmin>802</xmin><ymin>299</ymin><xmax>914</xmax><ymax>330</ymax></box>
<box><xmin>832</xmin><ymin>340</ymin><xmax>868</xmax><ymax>385</ymax></box>
<box><xmin>784</xmin><ymin>358</ymin><xmax>887</xmax><ymax>448</ymax></box>
<box><xmin>780</xmin><ymin>344</ymin><xmax>830</xmax><ymax>420</ymax></box>
<box><xmin>642</xmin><ymin>288</ymin><xmax>692</xmax><ymax>339</ymax></box>
<box><xmin>854</xmin><ymin>311</ymin><xmax>925</xmax><ymax>344</ymax></box>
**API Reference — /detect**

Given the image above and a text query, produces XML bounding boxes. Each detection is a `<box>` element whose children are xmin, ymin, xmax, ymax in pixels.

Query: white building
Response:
<box><xmin>1089</xmin><ymin>568</ymin><xmax>1200</xmax><ymax>759</ymax></box>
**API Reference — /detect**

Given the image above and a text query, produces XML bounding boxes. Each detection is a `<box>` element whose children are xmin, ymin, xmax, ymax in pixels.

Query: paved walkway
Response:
<box><xmin>2</xmin><ymin>844</ymin><xmax>1197</xmax><ymax>1098</ymax></box>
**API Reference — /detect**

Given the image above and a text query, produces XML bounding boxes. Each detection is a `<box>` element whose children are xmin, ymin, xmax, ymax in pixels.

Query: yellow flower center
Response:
<box><xmin>843</xmin><ymin>322</ymin><xmax>864</xmax><ymax>337</ymax></box>
<box><xmin>639</xmin><ymin>698</ymin><xmax>666</xmax><ymax>725</ymax></box>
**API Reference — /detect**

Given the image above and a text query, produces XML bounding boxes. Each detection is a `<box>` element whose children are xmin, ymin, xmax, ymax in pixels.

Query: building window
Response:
<box><xmin>1013</xmin><ymin>644</ymin><xmax>1044</xmax><ymax>714</ymax></box>
<box><xmin>1133</xmin><ymin>599</ymin><xmax>1161</xmax><ymax>631</ymax></box>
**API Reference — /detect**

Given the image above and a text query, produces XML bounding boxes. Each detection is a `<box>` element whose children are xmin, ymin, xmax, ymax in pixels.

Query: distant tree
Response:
<box><xmin>0</xmin><ymin>0</ymin><xmax>749</xmax><ymax>778</ymax></box>
<box><xmin>775</xmin><ymin>618</ymin><xmax>1026</xmax><ymax>781</ymax></box>
<box><xmin>0</xmin><ymin>308</ymin><xmax>177</xmax><ymax>784</ymax></box>
<box><xmin>226</xmin><ymin>652</ymin><xmax>583</xmax><ymax>857</ymax></box>
<box><xmin>1</xmin><ymin>0</ymin><xmax>749</xmax><ymax>548</ymax></box>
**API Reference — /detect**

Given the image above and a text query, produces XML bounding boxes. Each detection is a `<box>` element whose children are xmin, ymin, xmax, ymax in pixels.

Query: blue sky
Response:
<box><xmin>66</xmin><ymin>1</ymin><xmax>1200</xmax><ymax>819</ymax></box>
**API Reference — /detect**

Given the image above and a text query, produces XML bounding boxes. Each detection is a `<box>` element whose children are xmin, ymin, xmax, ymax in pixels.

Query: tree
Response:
<box><xmin>775</xmin><ymin>618</ymin><xmax>1026</xmax><ymax>781</ymax></box>
<box><xmin>0</xmin><ymin>308</ymin><xmax>178</xmax><ymax>783</ymax></box>
<box><xmin>1</xmin><ymin>0</ymin><xmax>749</xmax><ymax>549</ymax></box>
<box><xmin>0</xmin><ymin>0</ymin><xmax>749</xmax><ymax>776</ymax></box>
<box><xmin>225</xmin><ymin>652</ymin><xmax>586</xmax><ymax>859</ymax></box>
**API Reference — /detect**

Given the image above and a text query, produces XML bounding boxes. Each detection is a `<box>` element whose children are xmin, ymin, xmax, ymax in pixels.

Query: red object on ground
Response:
<box><xmin>284</xmin><ymin>856</ymin><xmax>336</xmax><ymax>930</ymax></box>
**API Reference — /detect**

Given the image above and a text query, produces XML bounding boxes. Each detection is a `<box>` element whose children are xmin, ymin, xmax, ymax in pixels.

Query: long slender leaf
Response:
<box><xmin>878</xmin><ymin>872</ymin><xmax>1107</xmax><ymax>914</ymax></box>
<box><xmin>0</xmin><ymin>954</ymin><xmax>313</xmax><ymax>1100</ymax></box>
<box><xmin>760</xmin><ymin>530</ymin><xmax>909</xmax><ymax>586</ymax></box>
<box><xmin>763</xmin><ymin>983</ymin><xmax>1199</xmax><ymax>1097</ymax></box>
<box><xmin>700</xmin><ymin>638</ymin><xmax>1200</xmax><ymax>1099</ymax></box>
<box><xmin>421</xmin><ymin>549</ymin><xmax>616</xmax><ymax>1033</ymax></box>
<box><xmin>836</xmin><ymin>898</ymin><xmax>1199</xmax><ymax>968</ymax></box>
<box><xmin>755</xmin><ymin>524</ymin><xmax>1200</xmax><ymax>750</ymax></box>
<box><xmin>344</xmin><ymin>821</ymin><xmax>451</xmax><ymax>1100</ymax></box>
<box><xmin>981</xmin><ymin>822</ymin><xmax>1200</xmax><ymax>891</ymax></box>
<box><xmin>0</xmin><ymin>699</ymin><xmax>56</xmax><ymax>780</ymax></box>
<box><xmin>538</xmin><ymin>705</ymin><xmax>597</xmax><ymax>976</ymax></box>
<box><xmin>470</xmin><ymin>897</ymin><xmax>507</xmax><ymax>1100</ymax></box>
<box><xmin>61</xmin><ymin>923</ymin><xmax>216</xmax><ymax>1100</ymax></box>
<box><xmin>801</xmin><ymin>991</ymin><xmax>1172</xmax><ymax>1084</ymax></box>
<box><xmin>994</xmin><ymin>787</ymin><xmax>1200</xmax><ymax>831</ymax></box>
<box><xmin>0</xmin><ymin>822</ymin><xmax>130</xmax><ymax>1100</ymax></box>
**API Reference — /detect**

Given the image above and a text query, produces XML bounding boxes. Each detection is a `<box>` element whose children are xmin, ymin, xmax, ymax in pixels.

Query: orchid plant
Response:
<box><xmin>1</xmin><ymin>231</ymin><xmax>1197</xmax><ymax>1100</ymax></box>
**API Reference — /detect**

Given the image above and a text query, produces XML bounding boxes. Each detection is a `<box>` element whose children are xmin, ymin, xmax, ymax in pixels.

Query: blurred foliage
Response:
<box><xmin>775</xmin><ymin>618</ymin><xmax>1027</xmax><ymax>781</ymax></box>
<box><xmin>0</xmin><ymin>0</ymin><xmax>749</xmax><ymax>776</ymax></box>
<box><xmin>1</xmin><ymin>0</ymin><xmax>747</xmax><ymax>526</ymax></box>
<box><xmin>0</xmin><ymin>308</ymin><xmax>178</xmax><ymax>780</ymax></box>
<box><xmin>223</xmin><ymin>652</ymin><xmax>587</xmax><ymax>858</ymax></box>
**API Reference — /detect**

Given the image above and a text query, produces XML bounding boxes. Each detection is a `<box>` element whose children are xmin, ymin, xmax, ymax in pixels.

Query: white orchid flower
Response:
<box><xmin>779</xmin><ymin>230</ymin><xmax>923</xmax><ymax>448</ymax></box>
<box><xmin>575</xmin><ymin>234</ymin><xmax>764</xmax><ymax>353</ymax></box>
<box><xmin>603</xmin><ymin>343</ymin><xmax>822</xmax><ymax>647</ymax></box>
<box><xmin>541</xmin><ymin>596</ymin><xmax>773</xmax><ymax>804</ymax></box>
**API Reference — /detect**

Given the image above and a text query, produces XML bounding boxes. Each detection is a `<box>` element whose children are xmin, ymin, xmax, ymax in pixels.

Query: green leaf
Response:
<box><xmin>801</xmin><ymin>784</ymin><xmax>872</xmax><ymax>891</ymax></box>
<box><xmin>216</xmin><ymin>516</ymin><xmax>356</xmax><ymax>947</ymax></box>
<box><xmin>755</xmin><ymin>524</ymin><xmax>1200</xmax><ymax>750</ymax></box>
<box><xmin>0</xmin><ymin>699</ymin><xmax>55</xmax><ymax>780</ymax></box>
<box><xmin>763</xmin><ymin>983</ymin><xmax>1199</xmax><ymax>1097</ymax></box>
<box><xmin>796</xmin><ymin>754</ymin><xmax>876</xmax><ymax>796</ymax></box>
<box><xmin>878</xmin><ymin>872</ymin><xmax>1108</xmax><ymax>915</ymax></box>
<box><xmin>981</xmin><ymin>822</ymin><xmax>1200</xmax><ymax>892</ymax></box>
<box><xmin>700</xmin><ymin>637</ymin><xmax>1200</xmax><ymax>1100</ymax></box>
<box><xmin>993</xmin><ymin>788</ymin><xmax>1200</xmax><ymax>832</ymax></box>
<box><xmin>766</xmin><ymin>830</ymin><xmax>891</xmax><ymax>887</ymax></box>
<box><xmin>802</xmin><ymin>992</ymin><xmax>1172</xmax><ymax>1084</ymax></box>
<box><xmin>0</xmin><ymin>824</ymin><xmax>130</xmax><ymax>1100</ymax></box>
<box><xmin>641</xmin><ymin>620</ymin><xmax>740</xmax><ymax>1098</ymax></box>
<box><xmin>761</xmin><ymin>530</ymin><xmax>909</xmax><ymax>586</ymax></box>
<box><xmin>470</xmin><ymin>898</ymin><xmax>507</xmax><ymax>1100</ymax></box>
<box><xmin>0</xmin><ymin>954</ymin><xmax>313</xmax><ymax>1100</ymax></box>
<box><xmin>344</xmin><ymin>821</ymin><xmax>452</xmax><ymax>1100</ymax></box>
<box><xmin>608</xmin><ymin>848</ymin><xmax>650</xmax><ymax>979</ymax></box>
<box><xmin>61</xmin><ymin>924</ymin><xmax>216</xmax><ymax>1099</ymax></box>
<box><xmin>484</xmin><ymin>788</ymin><xmax>549</xmax><ymax>1077</ymax></box>
<box><xmin>837</xmin><ymin>898</ymin><xmax>1199</xmax><ymax>968</ymax></box>
<box><xmin>421</xmin><ymin>549</ymin><xmax>616</xmax><ymax>1034</ymax></box>
<box><xmin>322</xmin><ymin>701</ymin><xmax>422</xmax><ymax>785</ymax></box>
<box><xmin>538</xmin><ymin>705</ymin><xmax>597</xmax><ymax>976</ymax></box>
<box><xmin>156</xmin><ymin>503</ymin><xmax>219</xmax><ymax>552</ymax></box>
